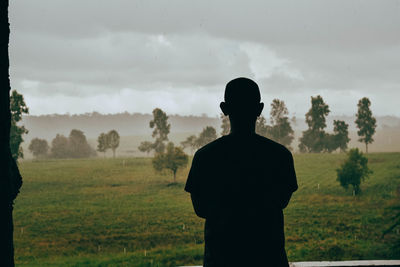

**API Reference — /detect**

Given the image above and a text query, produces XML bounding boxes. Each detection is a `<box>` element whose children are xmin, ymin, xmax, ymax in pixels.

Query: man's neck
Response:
<box><xmin>229</xmin><ymin>128</ymin><xmax>256</xmax><ymax>137</ymax></box>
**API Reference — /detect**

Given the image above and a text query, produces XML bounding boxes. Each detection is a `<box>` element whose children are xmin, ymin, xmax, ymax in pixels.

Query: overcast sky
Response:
<box><xmin>9</xmin><ymin>0</ymin><xmax>400</xmax><ymax>117</ymax></box>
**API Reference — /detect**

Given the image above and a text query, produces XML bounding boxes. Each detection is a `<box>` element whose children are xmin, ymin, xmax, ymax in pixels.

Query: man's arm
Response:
<box><xmin>190</xmin><ymin>193</ymin><xmax>207</xmax><ymax>219</ymax></box>
<box><xmin>280</xmin><ymin>191</ymin><xmax>293</xmax><ymax>209</ymax></box>
<box><xmin>279</xmin><ymin>150</ymin><xmax>298</xmax><ymax>209</ymax></box>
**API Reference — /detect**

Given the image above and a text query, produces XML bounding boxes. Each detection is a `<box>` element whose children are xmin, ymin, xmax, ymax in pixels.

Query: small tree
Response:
<box><xmin>355</xmin><ymin>97</ymin><xmax>377</xmax><ymax>153</ymax></box>
<box><xmin>97</xmin><ymin>133</ymin><xmax>109</xmax><ymax>157</ymax></box>
<box><xmin>336</xmin><ymin>148</ymin><xmax>372</xmax><ymax>195</ymax></box>
<box><xmin>152</xmin><ymin>142</ymin><xmax>188</xmax><ymax>183</ymax></box>
<box><xmin>195</xmin><ymin>126</ymin><xmax>217</xmax><ymax>148</ymax></box>
<box><xmin>51</xmin><ymin>134</ymin><xmax>69</xmax><ymax>158</ymax></box>
<box><xmin>220</xmin><ymin>113</ymin><xmax>230</xmax><ymax>135</ymax></box>
<box><xmin>10</xmin><ymin>90</ymin><xmax>29</xmax><ymax>160</ymax></box>
<box><xmin>107</xmin><ymin>130</ymin><xmax>120</xmax><ymax>158</ymax></box>
<box><xmin>180</xmin><ymin>135</ymin><xmax>197</xmax><ymax>154</ymax></box>
<box><xmin>138</xmin><ymin>141</ymin><xmax>153</xmax><ymax>155</ymax></box>
<box><xmin>28</xmin><ymin>138</ymin><xmax>49</xmax><ymax>158</ymax></box>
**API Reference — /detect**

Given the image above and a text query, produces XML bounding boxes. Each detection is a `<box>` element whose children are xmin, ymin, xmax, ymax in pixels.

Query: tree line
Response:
<box><xmin>177</xmin><ymin>96</ymin><xmax>376</xmax><ymax>154</ymax></box>
<box><xmin>10</xmin><ymin>89</ymin><xmax>377</xmax><ymax>162</ymax></box>
<box><xmin>29</xmin><ymin>129</ymin><xmax>97</xmax><ymax>159</ymax></box>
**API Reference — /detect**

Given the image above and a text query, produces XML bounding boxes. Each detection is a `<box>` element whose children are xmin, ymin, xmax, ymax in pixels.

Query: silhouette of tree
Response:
<box><xmin>196</xmin><ymin>126</ymin><xmax>217</xmax><ymax>148</ymax></box>
<box><xmin>28</xmin><ymin>138</ymin><xmax>49</xmax><ymax>158</ymax></box>
<box><xmin>355</xmin><ymin>97</ymin><xmax>377</xmax><ymax>153</ymax></box>
<box><xmin>268</xmin><ymin>99</ymin><xmax>294</xmax><ymax>149</ymax></box>
<box><xmin>337</xmin><ymin>148</ymin><xmax>372</xmax><ymax>195</ymax></box>
<box><xmin>51</xmin><ymin>134</ymin><xmax>69</xmax><ymax>158</ymax></box>
<box><xmin>299</xmin><ymin>95</ymin><xmax>330</xmax><ymax>153</ymax></box>
<box><xmin>152</xmin><ymin>142</ymin><xmax>188</xmax><ymax>183</ymax></box>
<box><xmin>333</xmin><ymin>120</ymin><xmax>350</xmax><ymax>152</ymax></box>
<box><xmin>107</xmin><ymin>130</ymin><xmax>120</xmax><ymax>158</ymax></box>
<box><xmin>68</xmin><ymin>129</ymin><xmax>93</xmax><ymax>158</ymax></box>
<box><xmin>97</xmin><ymin>132</ymin><xmax>109</xmax><ymax>157</ymax></box>
<box><xmin>181</xmin><ymin>135</ymin><xmax>197</xmax><ymax>154</ymax></box>
<box><xmin>10</xmin><ymin>90</ymin><xmax>29</xmax><ymax>160</ymax></box>
<box><xmin>138</xmin><ymin>141</ymin><xmax>153</xmax><ymax>155</ymax></box>
<box><xmin>149</xmin><ymin>108</ymin><xmax>170</xmax><ymax>153</ymax></box>
<box><xmin>220</xmin><ymin>113</ymin><xmax>230</xmax><ymax>135</ymax></box>
<box><xmin>255</xmin><ymin>115</ymin><xmax>269</xmax><ymax>137</ymax></box>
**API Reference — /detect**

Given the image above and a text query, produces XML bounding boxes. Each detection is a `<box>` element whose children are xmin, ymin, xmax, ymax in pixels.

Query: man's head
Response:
<box><xmin>220</xmin><ymin>77</ymin><xmax>264</xmax><ymax>120</ymax></box>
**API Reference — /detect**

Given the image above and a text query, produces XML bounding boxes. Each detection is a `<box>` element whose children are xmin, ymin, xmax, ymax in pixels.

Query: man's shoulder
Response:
<box><xmin>254</xmin><ymin>134</ymin><xmax>292</xmax><ymax>157</ymax></box>
<box><xmin>195</xmin><ymin>136</ymin><xmax>229</xmax><ymax>157</ymax></box>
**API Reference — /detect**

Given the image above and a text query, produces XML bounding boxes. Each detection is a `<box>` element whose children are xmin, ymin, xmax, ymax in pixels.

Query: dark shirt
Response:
<box><xmin>185</xmin><ymin>133</ymin><xmax>298</xmax><ymax>267</ymax></box>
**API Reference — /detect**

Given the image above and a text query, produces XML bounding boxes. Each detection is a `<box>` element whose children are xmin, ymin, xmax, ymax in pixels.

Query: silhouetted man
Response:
<box><xmin>185</xmin><ymin>77</ymin><xmax>298</xmax><ymax>267</ymax></box>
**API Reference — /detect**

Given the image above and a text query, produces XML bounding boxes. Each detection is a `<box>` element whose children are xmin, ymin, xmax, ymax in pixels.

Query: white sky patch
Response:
<box><xmin>23</xmin><ymin>87</ymin><xmax>223</xmax><ymax>117</ymax></box>
<box><xmin>240</xmin><ymin>42</ymin><xmax>304</xmax><ymax>81</ymax></box>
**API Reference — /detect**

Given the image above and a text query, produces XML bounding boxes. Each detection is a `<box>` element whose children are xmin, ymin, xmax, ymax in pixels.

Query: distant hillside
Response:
<box><xmin>19</xmin><ymin>112</ymin><xmax>400</xmax><ymax>158</ymax></box>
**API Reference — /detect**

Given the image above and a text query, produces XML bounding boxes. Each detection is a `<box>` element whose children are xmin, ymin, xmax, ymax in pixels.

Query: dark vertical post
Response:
<box><xmin>0</xmin><ymin>1</ymin><xmax>22</xmax><ymax>266</ymax></box>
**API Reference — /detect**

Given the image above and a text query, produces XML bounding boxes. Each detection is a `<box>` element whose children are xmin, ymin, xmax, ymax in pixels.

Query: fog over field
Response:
<box><xmin>20</xmin><ymin>112</ymin><xmax>400</xmax><ymax>158</ymax></box>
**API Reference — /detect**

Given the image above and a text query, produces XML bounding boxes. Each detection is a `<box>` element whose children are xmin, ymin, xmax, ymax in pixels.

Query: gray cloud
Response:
<box><xmin>8</xmin><ymin>0</ymin><xmax>400</xmax><ymax>116</ymax></box>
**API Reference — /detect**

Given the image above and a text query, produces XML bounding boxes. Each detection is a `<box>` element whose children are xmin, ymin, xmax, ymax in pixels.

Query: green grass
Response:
<box><xmin>14</xmin><ymin>153</ymin><xmax>400</xmax><ymax>266</ymax></box>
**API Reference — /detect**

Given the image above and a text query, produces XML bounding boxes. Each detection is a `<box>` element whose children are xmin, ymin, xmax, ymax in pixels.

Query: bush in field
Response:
<box><xmin>336</xmin><ymin>148</ymin><xmax>372</xmax><ymax>195</ymax></box>
<box><xmin>28</xmin><ymin>138</ymin><xmax>49</xmax><ymax>158</ymax></box>
<box><xmin>152</xmin><ymin>142</ymin><xmax>188</xmax><ymax>183</ymax></box>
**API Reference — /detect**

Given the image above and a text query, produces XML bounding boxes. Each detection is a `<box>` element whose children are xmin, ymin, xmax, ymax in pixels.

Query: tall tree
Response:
<box><xmin>333</xmin><ymin>120</ymin><xmax>350</xmax><ymax>152</ymax></box>
<box><xmin>149</xmin><ymin>108</ymin><xmax>170</xmax><ymax>153</ymax></box>
<box><xmin>196</xmin><ymin>126</ymin><xmax>217</xmax><ymax>148</ymax></box>
<box><xmin>268</xmin><ymin>99</ymin><xmax>294</xmax><ymax>149</ymax></box>
<box><xmin>68</xmin><ymin>129</ymin><xmax>93</xmax><ymax>158</ymax></box>
<box><xmin>220</xmin><ymin>113</ymin><xmax>230</xmax><ymax>135</ymax></box>
<box><xmin>50</xmin><ymin>134</ymin><xmax>69</xmax><ymax>158</ymax></box>
<box><xmin>9</xmin><ymin>90</ymin><xmax>29</xmax><ymax>160</ymax></box>
<box><xmin>152</xmin><ymin>142</ymin><xmax>188</xmax><ymax>183</ymax></box>
<box><xmin>107</xmin><ymin>130</ymin><xmax>120</xmax><ymax>158</ymax></box>
<box><xmin>28</xmin><ymin>138</ymin><xmax>49</xmax><ymax>158</ymax></box>
<box><xmin>299</xmin><ymin>95</ymin><xmax>330</xmax><ymax>153</ymax></box>
<box><xmin>97</xmin><ymin>133</ymin><xmax>109</xmax><ymax>158</ymax></box>
<box><xmin>180</xmin><ymin>135</ymin><xmax>197</xmax><ymax>155</ymax></box>
<box><xmin>355</xmin><ymin>97</ymin><xmax>377</xmax><ymax>153</ymax></box>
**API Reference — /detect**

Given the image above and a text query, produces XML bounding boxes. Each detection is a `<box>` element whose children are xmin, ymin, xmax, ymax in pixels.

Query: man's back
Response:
<box><xmin>185</xmin><ymin>133</ymin><xmax>298</xmax><ymax>267</ymax></box>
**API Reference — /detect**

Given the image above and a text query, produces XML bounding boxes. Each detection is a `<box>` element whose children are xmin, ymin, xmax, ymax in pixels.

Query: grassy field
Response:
<box><xmin>14</xmin><ymin>153</ymin><xmax>400</xmax><ymax>266</ymax></box>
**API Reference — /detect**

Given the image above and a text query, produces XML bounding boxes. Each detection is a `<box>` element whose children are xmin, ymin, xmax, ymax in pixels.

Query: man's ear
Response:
<box><xmin>220</xmin><ymin>102</ymin><xmax>229</xmax><ymax>116</ymax></box>
<box><xmin>256</xmin><ymin>102</ymin><xmax>264</xmax><ymax>117</ymax></box>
